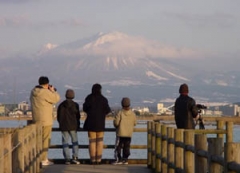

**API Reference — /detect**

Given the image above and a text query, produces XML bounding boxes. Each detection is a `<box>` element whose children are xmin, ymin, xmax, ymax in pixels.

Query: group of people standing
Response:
<box><xmin>30</xmin><ymin>76</ymin><xmax>200</xmax><ymax>166</ymax></box>
<box><xmin>30</xmin><ymin>76</ymin><xmax>137</xmax><ymax>166</ymax></box>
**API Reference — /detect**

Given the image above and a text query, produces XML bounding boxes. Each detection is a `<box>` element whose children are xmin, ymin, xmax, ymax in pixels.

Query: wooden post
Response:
<box><xmin>225</xmin><ymin>143</ymin><xmax>240</xmax><ymax>173</ymax></box>
<box><xmin>29</xmin><ymin>125</ymin><xmax>34</xmax><ymax>173</ymax></box>
<box><xmin>175</xmin><ymin>129</ymin><xmax>184</xmax><ymax>172</ymax></box>
<box><xmin>24</xmin><ymin>126</ymin><xmax>30</xmax><ymax>173</ymax></box>
<box><xmin>217</xmin><ymin>120</ymin><xmax>224</xmax><ymax>139</ymax></box>
<box><xmin>161</xmin><ymin>125</ymin><xmax>168</xmax><ymax>173</ymax></box>
<box><xmin>167</xmin><ymin>127</ymin><xmax>175</xmax><ymax>173</ymax></box>
<box><xmin>208</xmin><ymin>138</ymin><xmax>223</xmax><ymax>173</ymax></box>
<box><xmin>226</xmin><ymin>122</ymin><xmax>233</xmax><ymax>143</ymax></box>
<box><xmin>184</xmin><ymin>130</ymin><xmax>195</xmax><ymax>173</ymax></box>
<box><xmin>195</xmin><ymin>134</ymin><xmax>207</xmax><ymax>173</ymax></box>
<box><xmin>3</xmin><ymin>134</ymin><xmax>12</xmax><ymax>173</ymax></box>
<box><xmin>155</xmin><ymin>123</ymin><xmax>161</xmax><ymax>173</ymax></box>
<box><xmin>147</xmin><ymin>121</ymin><xmax>152</xmax><ymax>168</ymax></box>
<box><xmin>32</xmin><ymin>124</ymin><xmax>37</xmax><ymax>173</ymax></box>
<box><xmin>0</xmin><ymin>135</ymin><xmax>3</xmax><ymax>173</ymax></box>
<box><xmin>36</xmin><ymin>123</ymin><xmax>42</xmax><ymax>172</ymax></box>
<box><xmin>151</xmin><ymin>121</ymin><xmax>156</xmax><ymax>169</ymax></box>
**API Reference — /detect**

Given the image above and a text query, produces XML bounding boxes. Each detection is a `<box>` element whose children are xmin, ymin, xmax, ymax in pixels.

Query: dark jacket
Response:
<box><xmin>83</xmin><ymin>85</ymin><xmax>111</xmax><ymax>132</ymax></box>
<box><xmin>174</xmin><ymin>94</ymin><xmax>198</xmax><ymax>129</ymax></box>
<box><xmin>57</xmin><ymin>99</ymin><xmax>80</xmax><ymax>131</ymax></box>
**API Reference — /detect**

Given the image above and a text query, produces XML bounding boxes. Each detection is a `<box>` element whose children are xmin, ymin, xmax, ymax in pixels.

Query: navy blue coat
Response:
<box><xmin>83</xmin><ymin>93</ymin><xmax>111</xmax><ymax>132</ymax></box>
<box><xmin>174</xmin><ymin>94</ymin><xmax>198</xmax><ymax>129</ymax></box>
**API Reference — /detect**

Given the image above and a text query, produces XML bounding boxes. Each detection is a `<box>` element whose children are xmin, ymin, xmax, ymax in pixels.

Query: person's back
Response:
<box><xmin>30</xmin><ymin>84</ymin><xmax>60</xmax><ymax>126</ymax></box>
<box><xmin>174</xmin><ymin>84</ymin><xmax>198</xmax><ymax>129</ymax></box>
<box><xmin>114</xmin><ymin>109</ymin><xmax>136</xmax><ymax>137</ymax></box>
<box><xmin>83</xmin><ymin>83</ymin><xmax>111</xmax><ymax>164</ymax></box>
<box><xmin>113</xmin><ymin>97</ymin><xmax>136</xmax><ymax>165</ymax></box>
<box><xmin>83</xmin><ymin>84</ymin><xmax>111</xmax><ymax>132</ymax></box>
<box><xmin>30</xmin><ymin>76</ymin><xmax>60</xmax><ymax>166</ymax></box>
<box><xmin>57</xmin><ymin>89</ymin><xmax>80</xmax><ymax>164</ymax></box>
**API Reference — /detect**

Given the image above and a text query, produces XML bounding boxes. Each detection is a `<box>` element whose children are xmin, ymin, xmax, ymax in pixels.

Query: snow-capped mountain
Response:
<box><xmin>0</xmin><ymin>31</ymin><xmax>239</xmax><ymax>106</ymax></box>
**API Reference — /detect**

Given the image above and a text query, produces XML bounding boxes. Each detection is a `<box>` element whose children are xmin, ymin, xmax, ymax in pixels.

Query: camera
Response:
<box><xmin>196</xmin><ymin>104</ymin><xmax>207</xmax><ymax>129</ymax></box>
<box><xmin>196</xmin><ymin>104</ymin><xmax>207</xmax><ymax>109</ymax></box>
<box><xmin>196</xmin><ymin>104</ymin><xmax>207</xmax><ymax>114</ymax></box>
<box><xmin>48</xmin><ymin>84</ymin><xmax>57</xmax><ymax>91</ymax></box>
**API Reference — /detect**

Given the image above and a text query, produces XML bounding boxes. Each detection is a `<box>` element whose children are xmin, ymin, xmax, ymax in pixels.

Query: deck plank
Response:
<box><xmin>40</xmin><ymin>164</ymin><xmax>152</xmax><ymax>173</ymax></box>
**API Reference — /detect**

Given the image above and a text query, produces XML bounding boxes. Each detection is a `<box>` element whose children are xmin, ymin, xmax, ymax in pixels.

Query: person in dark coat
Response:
<box><xmin>83</xmin><ymin>83</ymin><xmax>111</xmax><ymax>164</ymax></box>
<box><xmin>57</xmin><ymin>89</ymin><xmax>80</xmax><ymax>165</ymax></box>
<box><xmin>174</xmin><ymin>83</ymin><xmax>199</xmax><ymax>129</ymax></box>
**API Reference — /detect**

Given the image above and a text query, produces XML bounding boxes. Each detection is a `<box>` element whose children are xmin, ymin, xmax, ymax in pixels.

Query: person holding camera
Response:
<box><xmin>30</xmin><ymin>76</ymin><xmax>60</xmax><ymax>166</ymax></box>
<box><xmin>174</xmin><ymin>83</ymin><xmax>199</xmax><ymax>129</ymax></box>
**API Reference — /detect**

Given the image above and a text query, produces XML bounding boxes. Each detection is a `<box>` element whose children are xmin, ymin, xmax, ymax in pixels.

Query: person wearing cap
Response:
<box><xmin>113</xmin><ymin>97</ymin><xmax>137</xmax><ymax>165</ymax></box>
<box><xmin>83</xmin><ymin>83</ymin><xmax>111</xmax><ymax>165</ymax></box>
<box><xmin>57</xmin><ymin>89</ymin><xmax>80</xmax><ymax>165</ymax></box>
<box><xmin>30</xmin><ymin>76</ymin><xmax>60</xmax><ymax>166</ymax></box>
<box><xmin>174</xmin><ymin>83</ymin><xmax>199</xmax><ymax>129</ymax></box>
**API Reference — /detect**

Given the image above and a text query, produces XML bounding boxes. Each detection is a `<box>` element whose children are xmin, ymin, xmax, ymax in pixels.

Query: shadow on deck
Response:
<box><xmin>41</xmin><ymin>164</ymin><xmax>151</xmax><ymax>173</ymax></box>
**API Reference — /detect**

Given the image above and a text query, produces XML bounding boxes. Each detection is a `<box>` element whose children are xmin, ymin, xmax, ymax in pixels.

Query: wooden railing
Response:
<box><xmin>0</xmin><ymin>123</ymin><xmax>42</xmax><ymax>173</ymax></box>
<box><xmin>2</xmin><ymin>119</ymin><xmax>240</xmax><ymax>173</ymax></box>
<box><xmin>147</xmin><ymin>120</ymin><xmax>240</xmax><ymax>173</ymax></box>
<box><xmin>0</xmin><ymin>122</ymin><xmax>148</xmax><ymax>173</ymax></box>
<box><xmin>50</xmin><ymin>127</ymin><xmax>147</xmax><ymax>164</ymax></box>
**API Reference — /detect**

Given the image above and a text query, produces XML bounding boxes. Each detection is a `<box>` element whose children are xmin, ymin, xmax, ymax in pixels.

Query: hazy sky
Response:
<box><xmin>0</xmin><ymin>0</ymin><xmax>239</xmax><ymax>60</ymax></box>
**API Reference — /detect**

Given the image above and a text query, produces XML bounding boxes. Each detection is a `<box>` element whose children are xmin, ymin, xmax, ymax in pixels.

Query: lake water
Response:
<box><xmin>0</xmin><ymin>120</ymin><xmax>240</xmax><ymax>159</ymax></box>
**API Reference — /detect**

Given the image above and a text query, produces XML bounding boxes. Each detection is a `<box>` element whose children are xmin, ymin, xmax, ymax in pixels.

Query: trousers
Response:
<box><xmin>61</xmin><ymin>130</ymin><xmax>79</xmax><ymax>159</ymax></box>
<box><xmin>88</xmin><ymin>131</ymin><xmax>104</xmax><ymax>162</ymax></box>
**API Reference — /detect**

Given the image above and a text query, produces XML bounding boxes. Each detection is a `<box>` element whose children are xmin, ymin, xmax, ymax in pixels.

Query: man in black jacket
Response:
<box><xmin>57</xmin><ymin>89</ymin><xmax>80</xmax><ymax>164</ymax></box>
<box><xmin>174</xmin><ymin>83</ymin><xmax>199</xmax><ymax>129</ymax></box>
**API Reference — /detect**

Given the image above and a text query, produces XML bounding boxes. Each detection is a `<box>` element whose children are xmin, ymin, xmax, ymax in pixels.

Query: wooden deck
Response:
<box><xmin>40</xmin><ymin>164</ymin><xmax>152</xmax><ymax>173</ymax></box>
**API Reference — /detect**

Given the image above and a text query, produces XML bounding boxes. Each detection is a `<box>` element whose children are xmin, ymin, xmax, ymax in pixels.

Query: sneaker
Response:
<box><xmin>72</xmin><ymin>157</ymin><xmax>80</xmax><ymax>165</ymax></box>
<box><xmin>41</xmin><ymin>159</ymin><xmax>54</xmax><ymax>166</ymax></box>
<box><xmin>112</xmin><ymin>160</ymin><xmax>123</xmax><ymax>165</ymax></box>
<box><xmin>122</xmin><ymin>160</ymin><xmax>128</xmax><ymax>165</ymax></box>
<box><xmin>65</xmin><ymin>159</ymin><xmax>71</xmax><ymax>165</ymax></box>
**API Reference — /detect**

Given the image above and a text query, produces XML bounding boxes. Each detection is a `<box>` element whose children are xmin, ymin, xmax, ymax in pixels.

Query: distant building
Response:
<box><xmin>207</xmin><ymin>104</ymin><xmax>240</xmax><ymax>116</ymax></box>
<box><xmin>0</xmin><ymin>104</ymin><xmax>5</xmax><ymax>116</ymax></box>
<box><xmin>4</xmin><ymin>103</ymin><xmax>18</xmax><ymax>112</ymax></box>
<box><xmin>219</xmin><ymin>104</ymin><xmax>239</xmax><ymax>116</ymax></box>
<box><xmin>204</xmin><ymin>110</ymin><xmax>222</xmax><ymax>117</ymax></box>
<box><xmin>133</xmin><ymin>107</ymin><xmax>150</xmax><ymax>115</ymax></box>
<box><xmin>157</xmin><ymin>103</ymin><xmax>174</xmax><ymax>115</ymax></box>
<box><xmin>18</xmin><ymin>101</ymin><xmax>30</xmax><ymax>112</ymax></box>
<box><xmin>8</xmin><ymin>110</ymin><xmax>24</xmax><ymax>117</ymax></box>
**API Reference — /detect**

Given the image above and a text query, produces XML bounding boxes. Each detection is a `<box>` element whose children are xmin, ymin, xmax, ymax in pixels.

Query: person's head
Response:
<box><xmin>65</xmin><ymin>89</ymin><xmax>75</xmax><ymax>99</ymax></box>
<box><xmin>179</xmin><ymin>83</ymin><xmax>189</xmax><ymax>94</ymax></box>
<box><xmin>121</xmin><ymin>97</ymin><xmax>131</xmax><ymax>110</ymax></box>
<box><xmin>38</xmin><ymin>76</ymin><xmax>49</xmax><ymax>88</ymax></box>
<box><xmin>91</xmin><ymin>83</ymin><xmax>102</xmax><ymax>95</ymax></box>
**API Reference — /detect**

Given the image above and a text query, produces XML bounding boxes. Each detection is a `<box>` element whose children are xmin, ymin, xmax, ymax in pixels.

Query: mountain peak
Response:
<box><xmin>83</xmin><ymin>31</ymin><xmax>129</xmax><ymax>49</ymax></box>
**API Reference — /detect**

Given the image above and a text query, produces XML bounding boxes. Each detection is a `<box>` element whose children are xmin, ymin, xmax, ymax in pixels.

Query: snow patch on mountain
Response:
<box><xmin>216</xmin><ymin>80</ymin><xmax>228</xmax><ymax>86</ymax></box>
<box><xmin>146</xmin><ymin>71</ymin><xmax>168</xmax><ymax>81</ymax></box>
<box><xmin>102</xmin><ymin>79</ymin><xmax>143</xmax><ymax>86</ymax></box>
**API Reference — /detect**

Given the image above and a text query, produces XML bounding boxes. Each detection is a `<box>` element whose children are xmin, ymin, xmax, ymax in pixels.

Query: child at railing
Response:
<box><xmin>57</xmin><ymin>89</ymin><xmax>81</xmax><ymax>165</ymax></box>
<box><xmin>112</xmin><ymin>97</ymin><xmax>137</xmax><ymax>165</ymax></box>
